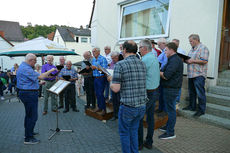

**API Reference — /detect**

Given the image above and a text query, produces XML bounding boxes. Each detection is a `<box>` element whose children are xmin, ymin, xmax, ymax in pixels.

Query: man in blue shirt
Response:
<box><xmin>138</xmin><ymin>39</ymin><xmax>160</xmax><ymax>150</ymax></box>
<box><xmin>91</xmin><ymin>47</ymin><xmax>108</xmax><ymax>115</ymax></box>
<box><xmin>17</xmin><ymin>53</ymin><xmax>57</xmax><ymax>145</ymax></box>
<box><xmin>157</xmin><ymin>38</ymin><xmax>168</xmax><ymax>113</ymax></box>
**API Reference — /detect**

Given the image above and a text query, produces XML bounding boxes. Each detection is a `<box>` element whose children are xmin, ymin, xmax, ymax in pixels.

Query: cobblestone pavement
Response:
<box><xmin>0</xmin><ymin>94</ymin><xmax>229</xmax><ymax>153</ymax></box>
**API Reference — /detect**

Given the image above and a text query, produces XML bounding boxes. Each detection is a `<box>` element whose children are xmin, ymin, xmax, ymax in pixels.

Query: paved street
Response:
<box><xmin>0</xmin><ymin>94</ymin><xmax>229</xmax><ymax>153</ymax></box>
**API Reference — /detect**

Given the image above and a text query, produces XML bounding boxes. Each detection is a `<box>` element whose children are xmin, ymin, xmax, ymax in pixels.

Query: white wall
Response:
<box><xmin>91</xmin><ymin>0</ymin><xmax>223</xmax><ymax>81</ymax></box>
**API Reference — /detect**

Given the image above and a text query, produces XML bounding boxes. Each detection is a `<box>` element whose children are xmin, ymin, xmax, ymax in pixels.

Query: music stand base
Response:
<box><xmin>48</xmin><ymin>128</ymin><xmax>73</xmax><ymax>140</ymax></box>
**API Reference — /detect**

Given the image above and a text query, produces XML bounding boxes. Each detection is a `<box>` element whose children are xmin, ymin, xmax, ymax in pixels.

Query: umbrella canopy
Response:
<box><xmin>0</xmin><ymin>36</ymin><xmax>79</xmax><ymax>57</ymax></box>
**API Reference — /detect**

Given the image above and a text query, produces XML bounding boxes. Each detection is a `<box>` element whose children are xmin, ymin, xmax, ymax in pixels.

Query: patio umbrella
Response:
<box><xmin>0</xmin><ymin>36</ymin><xmax>79</xmax><ymax>64</ymax></box>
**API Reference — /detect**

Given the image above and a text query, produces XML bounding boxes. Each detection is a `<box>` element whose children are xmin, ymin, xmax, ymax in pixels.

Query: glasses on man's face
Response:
<box><xmin>139</xmin><ymin>46</ymin><xmax>144</xmax><ymax>49</ymax></box>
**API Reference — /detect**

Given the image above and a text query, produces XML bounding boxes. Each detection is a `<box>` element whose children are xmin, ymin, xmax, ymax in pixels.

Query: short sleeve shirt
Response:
<box><xmin>187</xmin><ymin>43</ymin><xmax>209</xmax><ymax>78</ymax></box>
<box><xmin>17</xmin><ymin>62</ymin><xmax>40</xmax><ymax>90</ymax></box>
<box><xmin>112</xmin><ymin>55</ymin><xmax>147</xmax><ymax>107</ymax></box>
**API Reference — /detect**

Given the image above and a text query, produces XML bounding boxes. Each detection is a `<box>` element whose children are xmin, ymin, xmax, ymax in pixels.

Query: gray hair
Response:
<box><xmin>93</xmin><ymin>47</ymin><xmax>100</xmax><ymax>52</ymax></box>
<box><xmin>47</xmin><ymin>55</ymin><xmax>54</xmax><ymax>59</ymax></box>
<box><xmin>139</xmin><ymin>39</ymin><xmax>152</xmax><ymax>51</ymax></box>
<box><xmin>157</xmin><ymin>38</ymin><xmax>167</xmax><ymax>44</ymax></box>
<box><xmin>104</xmin><ymin>46</ymin><xmax>111</xmax><ymax>50</ymax></box>
<box><xmin>110</xmin><ymin>51</ymin><xmax>120</xmax><ymax>57</ymax></box>
<box><xmin>25</xmin><ymin>53</ymin><xmax>36</xmax><ymax>62</ymax></box>
<box><xmin>188</xmin><ymin>34</ymin><xmax>200</xmax><ymax>42</ymax></box>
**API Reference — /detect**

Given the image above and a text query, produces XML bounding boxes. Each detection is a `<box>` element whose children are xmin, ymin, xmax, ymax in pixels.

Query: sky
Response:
<box><xmin>0</xmin><ymin>0</ymin><xmax>94</xmax><ymax>28</ymax></box>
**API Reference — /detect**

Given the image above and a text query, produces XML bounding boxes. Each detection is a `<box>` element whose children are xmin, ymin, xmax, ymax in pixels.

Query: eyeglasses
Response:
<box><xmin>139</xmin><ymin>46</ymin><xmax>144</xmax><ymax>49</ymax></box>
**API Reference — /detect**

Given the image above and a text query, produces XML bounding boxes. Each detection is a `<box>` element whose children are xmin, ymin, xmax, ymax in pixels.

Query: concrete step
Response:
<box><xmin>218</xmin><ymin>70</ymin><xmax>230</xmax><ymax>79</ymax></box>
<box><xmin>217</xmin><ymin>78</ymin><xmax>230</xmax><ymax>87</ymax></box>
<box><xmin>206</xmin><ymin>93</ymin><xmax>230</xmax><ymax>107</ymax></box>
<box><xmin>178</xmin><ymin>108</ymin><xmax>230</xmax><ymax>130</ymax></box>
<box><xmin>206</xmin><ymin>103</ymin><xmax>230</xmax><ymax>119</ymax></box>
<box><xmin>207</xmin><ymin>86</ymin><xmax>230</xmax><ymax>97</ymax></box>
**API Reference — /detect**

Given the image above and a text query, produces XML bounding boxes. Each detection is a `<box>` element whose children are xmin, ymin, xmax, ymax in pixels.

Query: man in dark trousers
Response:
<box><xmin>59</xmin><ymin>61</ymin><xmax>79</xmax><ymax>113</ymax></box>
<box><xmin>17</xmin><ymin>53</ymin><xmax>56</xmax><ymax>144</ymax></box>
<box><xmin>159</xmin><ymin>42</ymin><xmax>183</xmax><ymax>139</ymax></box>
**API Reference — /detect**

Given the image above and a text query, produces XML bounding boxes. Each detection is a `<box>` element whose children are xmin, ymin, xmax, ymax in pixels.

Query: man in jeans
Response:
<box><xmin>110</xmin><ymin>40</ymin><xmax>147</xmax><ymax>153</ymax></box>
<box><xmin>159</xmin><ymin>42</ymin><xmax>183</xmax><ymax>139</ymax></box>
<box><xmin>183</xmin><ymin>34</ymin><xmax>209</xmax><ymax>117</ymax></box>
<box><xmin>138</xmin><ymin>39</ymin><xmax>160</xmax><ymax>150</ymax></box>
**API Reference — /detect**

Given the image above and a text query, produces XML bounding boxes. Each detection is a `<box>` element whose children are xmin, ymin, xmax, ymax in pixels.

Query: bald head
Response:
<box><xmin>59</xmin><ymin>56</ymin><xmax>65</xmax><ymax>65</ymax></box>
<box><xmin>46</xmin><ymin>55</ymin><xmax>54</xmax><ymax>65</ymax></box>
<box><xmin>83</xmin><ymin>51</ymin><xmax>91</xmax><ymax>60</ymax></box>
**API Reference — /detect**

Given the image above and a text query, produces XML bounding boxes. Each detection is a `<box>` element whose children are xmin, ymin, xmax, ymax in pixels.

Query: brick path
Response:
<box><xmin>0</xmin><ymin>95</ymin><xmax>229</xmax><ymax>153</ymax></box>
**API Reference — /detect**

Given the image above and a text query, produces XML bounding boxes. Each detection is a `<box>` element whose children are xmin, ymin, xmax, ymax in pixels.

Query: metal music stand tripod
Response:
<box><xmin>47</xmin><ymin>80</ymin><xmax>73</xmax><ymax>140</ymax></box>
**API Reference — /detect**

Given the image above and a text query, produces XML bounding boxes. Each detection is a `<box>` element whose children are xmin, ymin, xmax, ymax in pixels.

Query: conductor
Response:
<box><xmin>17</xmin><ymin>53</ymin><xmax>57</xmax><ymax>145</ymax></box>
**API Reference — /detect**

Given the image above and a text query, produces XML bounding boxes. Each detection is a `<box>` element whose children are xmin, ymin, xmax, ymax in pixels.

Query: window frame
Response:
<box><xmin>81</xmin><ymin>37</ymin><xmax>88</xmax><ymax>43</ymax></box>
<box><xmin>118</xmin><ymin>0</ymin><xmax>172</xmax><ymax>41</ymax></box>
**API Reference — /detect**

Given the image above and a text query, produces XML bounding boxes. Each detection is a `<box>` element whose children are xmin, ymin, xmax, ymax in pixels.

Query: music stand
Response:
<box><xmin>47</xmin><ymin>80</ymin><xmax>73</xmax><ymax>140</ymax></box>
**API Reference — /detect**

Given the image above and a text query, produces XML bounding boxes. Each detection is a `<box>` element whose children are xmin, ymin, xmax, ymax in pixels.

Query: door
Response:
<box><xmin>219</xmin><ymin>0</ymin><xmax>230</xmax><ymax>71</ymax></box>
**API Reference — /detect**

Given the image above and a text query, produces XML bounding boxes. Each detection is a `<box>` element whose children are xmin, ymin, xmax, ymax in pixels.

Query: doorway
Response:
<box><xmin>219</xmin><ymin>0</ymin><xmax>230</xmax><ymax>71</ymax></box>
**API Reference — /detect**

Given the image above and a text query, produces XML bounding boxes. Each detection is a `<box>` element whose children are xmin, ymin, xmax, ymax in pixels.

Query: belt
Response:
<box><xmin>146</xmin><ymin>87</ymin><xmax>158</xmax><ymax>93</ymax></box>
<box><xmin>95</xmin><ymin>75</ymin><xmax>105</xmax><ymax>79</ymax></box>
<box><xmin>19</xmin><ymin>89</ymin><xmax>39</xmax><ymax>92</ymax></box>
<box><xmin>163</xmin><ymin>86</ymin><xmax>180</xmax><ymax>89</ymax></box>
<box><xmin>120</xmin><ymin>103</ymin><xmax>135</xmax><ymax>108</ymax></box>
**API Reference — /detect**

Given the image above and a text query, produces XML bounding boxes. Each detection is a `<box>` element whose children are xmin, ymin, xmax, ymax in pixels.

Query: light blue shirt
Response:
<box><xmin>157</xmin><ymin>49</ymin><xmax>168</xmax><ymax>69</ymax></box>
<box><xmin>142</xmin><ymin>52</ymin><xmax>160</xmax><ymax>90</ymax></box>
<box><xmin>92</xmin><ymin>55</ymin><xmax>108</xmax><ymax>77</ymax></box>
<box><xmin>17</xmin><ymin>62</ymin><xmax>39</xmax><ymax>90</ymax></box>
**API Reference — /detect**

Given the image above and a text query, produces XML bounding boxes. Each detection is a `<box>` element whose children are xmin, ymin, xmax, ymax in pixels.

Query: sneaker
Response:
<box><xmin>1</xmin><ymin>96</ymin><xmax>5</xmax><ymax>100</ymax></box>
<box><xmin>159</xmin><ymin>133</ymin><xmax>176</xmax><ymax>140</ymax></box>
<box><xmin>159</xmin><ymin>126</ymin><xmax>167</xmax><ymax>132</ymax></box>
<box><xmin>24</xmin><ymin>138</ymin><xmax>40</xmax><ymax>145</ymax></box>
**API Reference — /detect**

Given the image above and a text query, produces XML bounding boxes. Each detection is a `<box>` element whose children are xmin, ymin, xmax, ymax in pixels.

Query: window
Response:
<box><xmin>119</xmin><ymin>0</ymin><xmax>170</xmax><ymax>40</ymax></box>
<box><xmin>81</xmin><ymin>37</ymin><xmax>88</xmax><ymax>43</ymax></box>
<box><xmin>76</xmin><ymin>37</ymin><xmax>79</xmax><ymax>43</ymax></box>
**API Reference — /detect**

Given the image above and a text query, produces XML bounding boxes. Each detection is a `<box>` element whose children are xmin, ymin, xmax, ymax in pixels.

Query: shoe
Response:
<box><xmin>1</xmin><ymin>96</ymin><xmax>5</xmax><ymax>100</ymax></box>
<box><xmin>193</xmin><ymin>111</ymin><xmax>204</xmax><ymax>117</ymax></box>
<box><xmin>138</xmin><ymin>145</ymin><xmax>143</xmax><ymax>150</ymax></box>
<box><xmin>32</xmin><ymin>132</ymin><xmax>39</xmax><ymax>136</ymax></box>
<box><xmin>143</xmin><ymin>141</ymin><xmax>152</xmax><ymax>149</ymax></box>
<box><xmin>42</xmin><ymin>111</ymin><xmax>47</xmax><ymax>115</ymax></box>
<box><xmin>109</xmin><ymin>117</ymin><xmax>117</xmax><ymax>121</ymax></box>
<box><xmin>98</xmin><ymin>110</ymin><xmax>106</xmax><ymax>116</ymax></box>
<box><xmin>159</xmin><ymin>133</ymin><xmax>176</xmax><ymax>140</ymax></box>
<box><xmin>52</xmin><ymin>109</ymin><xmax>59</xmax><ymax>112</ymax></box>
<box><xmin>155</xmin><ymin>109</ymin><xmax>163</xmax><ymax>113</ymax></box>
<box><xmin>93</xmin><ymin>108</ymin><xmax>102</xmax><ymax>113</ymax></box>
<box><xmin>159</xmin><ymin>126</ymin><xmax>167</xmax><ymax>132</ymax></box>
<box><xmin>72</xmin><ymin>108</ymin><xmax>79</xmax><ymax>112</ymax></box>
<box><xmin>24</xmin><ymin>138</ymin><xmax>40</xmax><ymax>145</ymax></box>
<box><xmin>58</xmin><ymin>106</ymin><xmax>63</xmax><ymax>109</ymax></box>
<box><xmin>63</xmin><ymin>109</ymin><xmax>69</xmax><ymax>113</ymax></box>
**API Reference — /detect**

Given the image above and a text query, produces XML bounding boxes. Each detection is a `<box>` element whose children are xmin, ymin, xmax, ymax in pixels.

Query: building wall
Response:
<box><xmin>91</xmin><ymin>0</ymin><xmax>224</xmax><ymax>85</ymax></box>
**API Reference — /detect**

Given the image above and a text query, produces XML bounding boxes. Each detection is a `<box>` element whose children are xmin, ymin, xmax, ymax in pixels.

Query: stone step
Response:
<box><xmin>207</xmin><ymin>86</ymin><xmax>230</xmax><ymax>97</ymax></box>
<box><xmin>178</xmin><ymin>108</ymin><xmax>230</xmax><ymax>130</ymax></box>
<box><xmin>206</xmin><ymin>103</ymin><xmax>230</xmax><ymax>119</ymax></box>
<box><xmin>206</xmin><ymin>93</ymin><xmax>230</xmax><ymax>107</ymax></box>
<box><xmin>218</xmin><ymin>70</ymin><xmax>230</xmax><ymax>79</ymax></box>
<box><xmin>217</xmin><ymin>78</ymin><xmax>230</xmax><ymax>87</ymax></box>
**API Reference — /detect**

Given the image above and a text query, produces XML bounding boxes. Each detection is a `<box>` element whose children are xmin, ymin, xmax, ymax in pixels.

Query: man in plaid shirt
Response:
<box><xmin>183</xmin><ymin>34</ymin><xmax>209</xmax><ymax>117</ymax></box>
<box><xmin>58</xmin><ymin>61</ymin><xmax>79</xmax><ymax>113</ymax></box>
<box><xmin>111</xmin><ymin>40</ymin><xmax>147</xmax><ymax>153</ymax></box>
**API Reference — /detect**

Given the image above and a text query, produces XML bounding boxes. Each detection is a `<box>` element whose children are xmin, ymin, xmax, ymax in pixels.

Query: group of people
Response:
<box><xmin>16</xmin><ymin>33</ymin><xmax>209</xmax><ymax>151</ymax></box>
<box><xmin>0</xmin><ymin>63</ymin><xmax>19</xmax><ymax>100</ymax></box>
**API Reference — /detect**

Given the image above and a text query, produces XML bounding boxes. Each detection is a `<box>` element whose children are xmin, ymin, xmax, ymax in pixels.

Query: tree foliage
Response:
<box><xmin>21</xmin><ymin>25</ymin><xmax>57</xmax><ymax>40</ymax></box>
